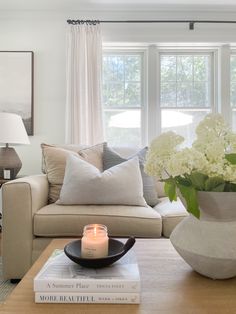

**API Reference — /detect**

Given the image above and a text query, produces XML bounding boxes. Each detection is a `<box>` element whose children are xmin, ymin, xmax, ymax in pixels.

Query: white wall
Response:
<box><xmin>0</xmin><ymin>13</ymin><xmax>67</xmax><ymax>175</ymax></box>
<box><xmin>0</xmin><ymin>9</ymin><xmax>236</xmax><ymax>175</ymax></box>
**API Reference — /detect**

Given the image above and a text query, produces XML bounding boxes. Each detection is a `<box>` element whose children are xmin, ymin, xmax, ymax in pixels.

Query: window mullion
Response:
<box><xmin>219</xmin><ymin>45</ymin><xmax>231</xmax><ymax>125</ymax></box>
<box><xmin>148</xmin><ymin>46</ymin><xmax>160</xmax><ymax>142</ymax></box>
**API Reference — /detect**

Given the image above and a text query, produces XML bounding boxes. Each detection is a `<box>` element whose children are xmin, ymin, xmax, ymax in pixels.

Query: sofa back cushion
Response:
<box><xmin>57</xmin><ymin>155</ymin><xmax>147</xmax><ymax>206</ymax></box>
<box><xmin>41</xmin><ymin>143</ymin><xmax>104</xmax><ymax>203</ymax></box>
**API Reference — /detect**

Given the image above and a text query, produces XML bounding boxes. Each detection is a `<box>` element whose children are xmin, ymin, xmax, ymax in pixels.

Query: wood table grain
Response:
<box><xmin>0</xmin><ymin>238</ymin><xmax>235</xmax><ymax>314</ymax></box>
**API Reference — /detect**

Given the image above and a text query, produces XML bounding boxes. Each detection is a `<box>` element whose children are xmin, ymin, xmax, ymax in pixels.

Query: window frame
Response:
<box><xmin>230</xmin><ymin>50</ymin><xmax>236</xmax><ymax>107</ymax></box>
<box><xmin>154</xmin><ymin>45</ymin><xmax>218</xmax><ymax>138</ymax></box>
<box><xmin>230</xmin><ymin>49</ymin><xmax>236</xmax><ymax>130</ymax></box>
<box><xmin>102</xmin><ymin>47</ymin><xmax>148</xmax><ymax>146</ymax></box>
<box><xmin>102</xmin><ymin>45</ymin><xmax>218</xmax><ymax>146</ymax></box>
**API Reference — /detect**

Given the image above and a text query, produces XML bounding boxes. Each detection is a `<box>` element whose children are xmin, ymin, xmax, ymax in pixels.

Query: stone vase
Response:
<box><xmin>170</xmin><ymin>191</ymin><xmax>236</xmax><ymax>279</ymax></box>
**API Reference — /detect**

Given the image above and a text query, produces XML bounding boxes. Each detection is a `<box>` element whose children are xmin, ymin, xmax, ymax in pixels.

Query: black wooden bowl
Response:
<box><xmin>64</xmin><ymin>237</ymin><xmax>135</xmax><ymax>268</ymax></box>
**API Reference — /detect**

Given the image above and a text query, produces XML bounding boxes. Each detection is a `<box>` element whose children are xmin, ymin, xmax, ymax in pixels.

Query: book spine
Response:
<box><xmin>35</xmin><ymin>292</ymin><xmax>140</xmax><ymax>304</ymax></box>
<box><xmin>34</xmin><ymin>279</ymin><xmax>140</xmax><ymax>293</ymax></box>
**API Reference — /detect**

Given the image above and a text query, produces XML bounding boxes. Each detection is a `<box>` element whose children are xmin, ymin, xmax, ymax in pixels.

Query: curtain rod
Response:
<box><xmin>67</xmin><ymin>19</ymin><xmax>236</xmax><ymax>30</ymax></box>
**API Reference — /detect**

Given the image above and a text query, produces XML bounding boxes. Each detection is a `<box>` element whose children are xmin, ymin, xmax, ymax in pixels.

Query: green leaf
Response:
<box><xmin>211</xmin><ymin>183</ymin><xmax>225</xmax><ymax>192</ymax></box>
<box><xmin>189</xmin><ymin>172</ymin><xmax>208</xmax><ymax>190</ymax></box>
<box><xmin>205</xmin><ymin>176</ymin><xmax>225</xmax><ymax>191</ymax></box>
<box><xmin>225</xmin><ymin>153</ymin><xmax>236</xmax><ymax>165</ymax></box>
<box><xmin>164</xmin><ymin>181</ymin><xmax>177</xmax><ymax>202</ymax></box>
<box><xmin>225</xmin><ymin>183</ymin><xmax>236</xmax><ymax>192</ymax></box>
<box><xmin>224</xmin><ymin>182</ymin><xmax>231</xmax><ymax>192</ymax></box>
<box><xmin>178</xmin><ymin>184</ymin><xmax>200</xmax><ymax>219</ymax></box>
<box><xmin>176</xmin><ymin>176</ymin><xmax>191</xmax><ymax>186</ymax></box>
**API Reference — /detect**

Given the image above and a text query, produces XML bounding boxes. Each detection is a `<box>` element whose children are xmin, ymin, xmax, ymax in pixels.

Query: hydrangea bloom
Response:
<box><xmin>144</xmin><ymin>113</ymin><xmax>236</xmax><ymax>218</ymax></box>
<box><xmin>145</xmin><ymin>113</ymin><xmax>236</xmax><ymax>183</ymax></box>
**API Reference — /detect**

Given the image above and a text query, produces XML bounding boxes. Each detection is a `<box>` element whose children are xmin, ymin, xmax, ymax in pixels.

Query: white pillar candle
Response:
<box><xmin>81</xmin><ymin>224</ymin><xmax>109</xmax><ymax>259</ymax></box>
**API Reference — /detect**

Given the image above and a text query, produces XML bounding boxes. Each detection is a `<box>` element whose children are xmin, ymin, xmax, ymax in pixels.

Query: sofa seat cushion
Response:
<box><xmin>154</xmin><ymin>197</ymin><xmax>188</xmax><ymax>238</ymax></box>
<box><xmin>34</xmin><ymin>204</ymin><xmax>162</xmax><ymax>238</ymax></box>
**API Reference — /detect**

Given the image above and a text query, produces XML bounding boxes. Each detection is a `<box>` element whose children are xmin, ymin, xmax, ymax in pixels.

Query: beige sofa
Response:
<box><xmin>2</xmin><ymin>146</ymin><xmax>187</xmax><ymax>280</ymax></box>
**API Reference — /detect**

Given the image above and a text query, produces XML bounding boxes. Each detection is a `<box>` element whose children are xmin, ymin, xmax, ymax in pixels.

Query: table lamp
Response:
<box><xmin>0</xmin><ymin>112</ymin><xmax>30</xmax><ymax>180</ymax></box>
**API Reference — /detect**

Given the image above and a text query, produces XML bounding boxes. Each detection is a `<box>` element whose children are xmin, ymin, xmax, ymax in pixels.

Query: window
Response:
<box><xmin>159</xmin><ymin>52</ymin><xmax>213</xmax><ymax>145</ymax></box>
<box><xmin>102</xmin><ymin>47</ymin><xmax>216</xmax><ymax>147</ymax></box>
<box><xmin>102</xmin><ymin>52</ymin><xmax>144</xmax><ymax>146</ymax></box>
<box><xmin>231</xmin><ymin>54</ymin><xmax>236</xmax><ymax>131</ymax></box>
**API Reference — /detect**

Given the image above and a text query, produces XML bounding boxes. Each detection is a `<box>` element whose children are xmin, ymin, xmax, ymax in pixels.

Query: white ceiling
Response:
<box><xmin>0</xmin><ymin>0</ymin><xmax>236</xmax><ymax>11</ymax></box>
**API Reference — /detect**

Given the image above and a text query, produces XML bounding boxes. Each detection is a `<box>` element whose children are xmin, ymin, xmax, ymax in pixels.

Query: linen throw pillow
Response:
<box><xmin>57</xmin><ymin>155</ymin><xmax>147</xmax><ymax>207</ymax></box>
<box><xmin>103</xmin><ymin>144</ymin><xmax>158</xmax><ymax>206</ymax></box>
<box><xmin>41</xmin><ymin>143</ymin><xmax>88</xmax><ymax>174</ymax></box>
<box><xmin>41</xmin><ymin>142</ymin><xmax>105</xmax><ymax>203</ymax></box>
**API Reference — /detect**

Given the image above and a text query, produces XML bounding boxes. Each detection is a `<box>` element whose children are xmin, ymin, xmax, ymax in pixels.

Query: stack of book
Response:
<box><xmin>34</xmin><ymin>249</ymin><xmax>141</xmax><ymax>304</ymax></box>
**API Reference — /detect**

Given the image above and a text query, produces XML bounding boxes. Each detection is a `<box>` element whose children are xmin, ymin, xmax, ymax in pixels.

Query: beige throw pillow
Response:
<box><xmin>41</xmin><ymin>143</ymin><xmax>105</xmax><ymax>203</ymax></box>
<box><xmin>57</xmin><ymin>155</ymin><xmax>147</xmax><ymax>206</ymax></box>
<box><xmin>78</xmin><ymin>144</ymin><xmax>104</xmax><ymax>171</ymax></box>
<box><xmin>41</xmin><ymin>143</ymin><xmax>87</xmax><ymax>174</ymax></box>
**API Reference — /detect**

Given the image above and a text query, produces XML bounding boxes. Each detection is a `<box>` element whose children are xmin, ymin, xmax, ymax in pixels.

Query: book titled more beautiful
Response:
<box><xmin>34</xmin><ymin>249</ymin><xmax>141</xmax><ymax>293</ymax></box>
<box><xmin>35</xmin><ymin>292</ymin><xmax>140</xmax><ymax>304</ymax></box>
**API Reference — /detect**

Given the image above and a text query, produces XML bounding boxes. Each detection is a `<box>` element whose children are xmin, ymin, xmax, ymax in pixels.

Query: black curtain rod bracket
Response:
<box><xmin>189</xmin><ymin>22</ymin><xmax>195</xmax><ymax>30</ymax></box>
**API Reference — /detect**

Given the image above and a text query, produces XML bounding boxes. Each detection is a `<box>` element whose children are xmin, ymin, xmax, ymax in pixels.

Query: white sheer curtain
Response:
<box><xmin>66</xmin><ymin>22</ymin><xmax>104</xmax><ymax>145</ymax></box>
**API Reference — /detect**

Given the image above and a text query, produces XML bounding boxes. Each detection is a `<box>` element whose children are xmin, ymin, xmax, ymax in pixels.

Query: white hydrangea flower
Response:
<box><xmin>226</xmin><ymin>133</ymin><xmax>236</xmax><ymax>152</ymax></box>
<box><xmin>204</xmin><ymin>140</ymin><xmax>225</xmax><ymax>162</ymax></box>
<box><xmin>166</xmin><ymin>148</ymin><xmax>207</xmax><ymax>178</ymax></box>
<box><xmin>144</xmin><ymin>113</ymin><xmax>236</xmax><ymax>187</ymax></box>
<box><xmin>145</xmin><ymin>131</ymin><xmax>184</xmax><ymax>179</ymax></box>
<box><xmin>223</xmin><ymin>164</ymin><xmax>236</xmax><ymax>182</ymax></box>
<box><xmin>204</xmin><ymin>159</ymin><xmax>226</xmax><ymax>177</ymax></box>
<box><xmin>195</xmin><ymin>113</ymin><xmax>230</xmax><ymax>141</ymax></box>
<box><xmin>149</xmin><ymin>131</ymin><xmax>184</xmax><ymax>157</ymax></box>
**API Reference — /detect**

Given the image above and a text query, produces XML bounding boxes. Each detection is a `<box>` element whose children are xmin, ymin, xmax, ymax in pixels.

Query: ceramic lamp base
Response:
<box><xmin>0</xmin><ymin>146</ymin><xmax>22</xmax><ymax>179</ymax></box>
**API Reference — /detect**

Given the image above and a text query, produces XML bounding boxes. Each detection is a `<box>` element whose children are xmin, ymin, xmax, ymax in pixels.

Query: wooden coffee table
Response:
<box><xmin>0</xmin><ymin>238</ymin><xmax>236</xmax><ymax>314</ymax></box>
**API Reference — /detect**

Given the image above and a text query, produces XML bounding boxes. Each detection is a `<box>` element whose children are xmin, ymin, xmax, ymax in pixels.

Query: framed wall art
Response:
<box><xmin>0</xmin><ymin>51</ymin><xmax>34</xmax><ymax>135</ymax></box>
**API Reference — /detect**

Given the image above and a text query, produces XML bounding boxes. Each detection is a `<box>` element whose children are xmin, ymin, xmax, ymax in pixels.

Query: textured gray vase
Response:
<box><xmin>170</xmin><ymin>191</ymin><xmax>236</xmax><ymax>279</ymax></box>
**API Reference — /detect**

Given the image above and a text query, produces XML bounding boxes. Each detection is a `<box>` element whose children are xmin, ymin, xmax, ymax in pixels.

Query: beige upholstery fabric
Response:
<box><xmin>34</xmin><ymin>203</ymin><xmax>162</xmax><ymax>238</ymax></box>
<box><xmin>78</xmin><ymin>142</ymin><xmax>104</xmax><ymax>172</ymax></box>
<box><xmin>154</xmin><ymin>197</ymin><xmax>188</xmax><ymax>237</ymax></box>
<box><xmin>32</xmin><ymin>238</ymin><xmax>52</xmax><ymax>264</ymax></box>
<box><xmin>41</xmin><ymin>143</ymin><xmax>104</xmax><ymax>203</ymax></box>
<box><xmin>2</xmin><ymin>175</ymin><xmax>49</xmax><ymax>280</ymax></box>
<box><xmin>57</xmin><ymin>156</ymin><xmax>147</xmax><ymax>206</ymax></box>
<box><xmin>41</xmin><ymin>143</ymin><xmax>87</xmax><ymax>173</ymax></box>
<box><xmin>41</xmin><ymin>144</ymin><xmax>79</xmax><ymax>203</ymax></box>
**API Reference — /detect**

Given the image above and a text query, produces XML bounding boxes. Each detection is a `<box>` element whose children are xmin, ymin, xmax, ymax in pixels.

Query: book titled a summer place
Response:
<box><xmin>34</xmin><ymin>249</ymin><xmax>141</xmax><ymax>294</ymax></box>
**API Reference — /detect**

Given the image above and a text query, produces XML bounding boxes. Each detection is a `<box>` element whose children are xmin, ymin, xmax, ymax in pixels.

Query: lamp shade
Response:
<box><xmin>0</xmin><ymin>112</ymin><xmax>30</xmax><ymax>145</ymax></box>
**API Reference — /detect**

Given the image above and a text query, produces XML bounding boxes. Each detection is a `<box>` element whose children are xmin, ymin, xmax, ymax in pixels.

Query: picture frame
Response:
<box><xmin>0</xmin><ymin>51</ymin><xmax>34</xmax><ymax>135</ymax></box>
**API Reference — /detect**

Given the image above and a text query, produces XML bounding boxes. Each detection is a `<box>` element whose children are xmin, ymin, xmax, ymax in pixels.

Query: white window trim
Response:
<box><xmin>157</xmin><ymin>49</ymin><xmax>217</xmax><ymax>108</ymax></box>
<box><xmin>230</xmin><ymin>49</ymin><xmax>236</xmax><ymax>112</ymax></box>
<box><xmin>102</xmin><ymin>47</ymin><xmax>148</xmax><ymax>146</ymax></box>
<box><xmin>219</xmin><ymin>45</ymin><xmax>231</xmax><ymax>126</ymax></box>
<box><xmin>102</xmin><ymin>44</ymin><xmax>236</xmax><ymax>146</ymax></box>
<box><xmin>149</xmin><ymin>47</ymin><xmax>218</xmax><ymax>143</ymax></box>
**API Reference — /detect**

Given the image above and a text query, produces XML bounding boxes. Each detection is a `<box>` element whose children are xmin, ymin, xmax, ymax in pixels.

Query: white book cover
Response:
<box><xmin>34</xmin><ymin>249</ymin><xmax>140</xmax><ymax>293</ymax></box>
<box><xmin>35</xmin><ymin>291</ymin><xmax>140</xmax><ymax>304</ymax></box>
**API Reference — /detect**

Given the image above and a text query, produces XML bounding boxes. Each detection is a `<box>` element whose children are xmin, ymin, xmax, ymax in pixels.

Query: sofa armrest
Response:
<box><xmin>2</xmin><ymin>175</ymin><xmax>49</xmax><ymax>280</ymax></box>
